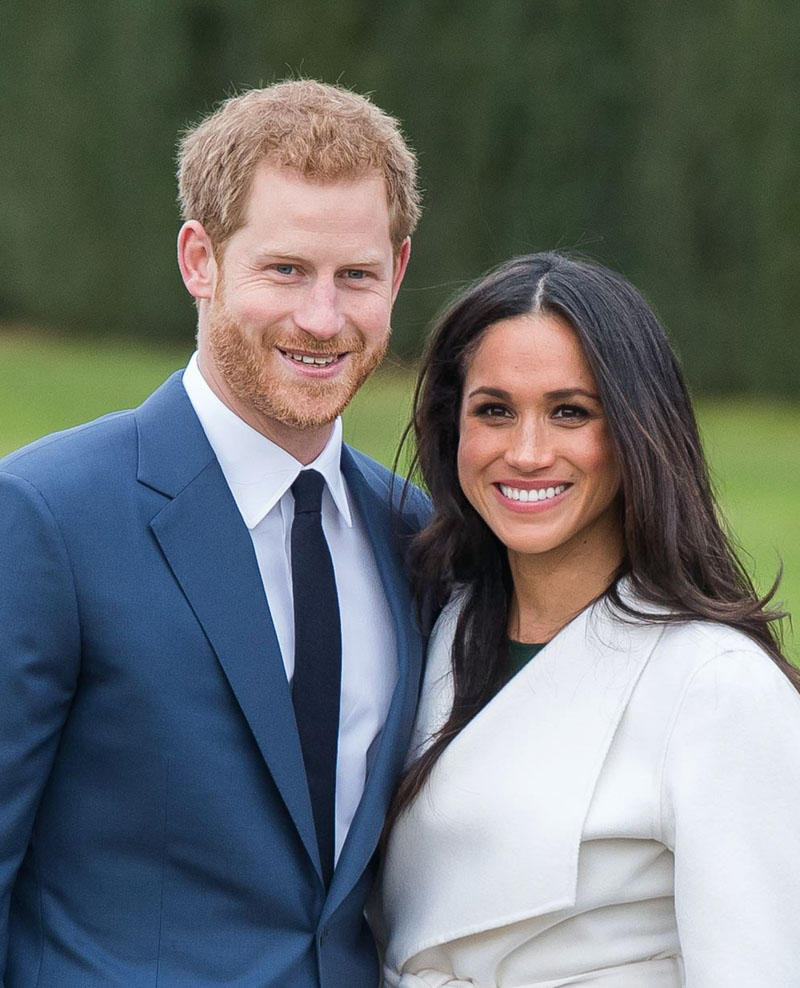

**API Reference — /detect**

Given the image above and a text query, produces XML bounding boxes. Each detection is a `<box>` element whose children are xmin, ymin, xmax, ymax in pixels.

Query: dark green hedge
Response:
<box><xmin>1</xmin><ymin>0</ymin><xmax>798</xmax><ymax>393</ymax></box>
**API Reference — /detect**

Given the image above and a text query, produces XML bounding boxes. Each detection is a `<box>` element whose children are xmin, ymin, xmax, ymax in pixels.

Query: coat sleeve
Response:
<box><xmin>661</xmin><ymin>645</ymin><xmax>800</xmax><ymax>986</ymax></box>
<box><xmin>0</xmin><ymin>471</ymin><xmax>81</xmax><ymax>960</ymax></box>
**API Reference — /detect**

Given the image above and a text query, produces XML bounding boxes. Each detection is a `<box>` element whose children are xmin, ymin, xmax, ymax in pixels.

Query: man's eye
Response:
<box><xmin>274</xmin><ymin>264</ymin><xmax>295</xmax><ymax>275</ymax></box>
<box><xmin>345</xmin><ymin>269</ymin><xmax>367</xmax><ymax>280</ymax></box>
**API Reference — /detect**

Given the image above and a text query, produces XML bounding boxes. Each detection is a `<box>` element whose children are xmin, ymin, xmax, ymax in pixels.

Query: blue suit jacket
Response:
<box><xmin>0</xmin><ymin>373</ymin><xmax>429</xmax><ymax>987</ymax></box>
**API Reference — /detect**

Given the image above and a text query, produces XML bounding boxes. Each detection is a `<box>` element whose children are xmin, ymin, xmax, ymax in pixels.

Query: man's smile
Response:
<box><xmin>278</xmin><ymin>347</ymin><xmax>343</xmax><ymax>367</ymax></box>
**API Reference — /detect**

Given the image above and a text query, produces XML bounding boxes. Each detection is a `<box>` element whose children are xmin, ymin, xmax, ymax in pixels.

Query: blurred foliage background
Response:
<box><xmin>0</xmin><ymin>2</ymin><xmax>798</xmax><ymax>652</ymax></box>
<box><xmin>2</xmin><ymin>0</ymin><xmax>799</xmax><ymax>391</ymax></box>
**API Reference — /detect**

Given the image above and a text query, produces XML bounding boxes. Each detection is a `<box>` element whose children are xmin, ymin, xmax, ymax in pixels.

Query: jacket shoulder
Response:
<box><xmin>0</xmin><ymin>409</ymin><xmax>137</xmax><ymax>492</ymax></box>
<box><xmin>343</xmin><ymin>445</ymin><xmax>431</xmax><ymax>532</ymax></box>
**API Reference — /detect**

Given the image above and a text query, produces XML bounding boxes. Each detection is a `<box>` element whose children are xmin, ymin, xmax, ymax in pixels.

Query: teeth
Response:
<box><xmin>285</xmin><ymin>351</ymin><xmax>337</xmax><ymax>366</ymax></box>
<box><xmin>499</xmin><ymin>483</ymin><xmax>567</xmax><ymax>502</ymax></box>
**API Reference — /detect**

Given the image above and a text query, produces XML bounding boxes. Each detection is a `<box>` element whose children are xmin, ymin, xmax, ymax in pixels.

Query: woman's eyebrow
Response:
<box><xmin>466</xmin><ymin>386</ymin><xmax>512</xmax><ymax>400</ymax></box>
<box><xmin>466</xmin><ymin>386</ymin><xmax>600</xmax><ymax>401</ymax></box>
<box><xmin>544</xmin><ymin>388</ymin><xmax>601</xmax><ymax>402</ymax></box>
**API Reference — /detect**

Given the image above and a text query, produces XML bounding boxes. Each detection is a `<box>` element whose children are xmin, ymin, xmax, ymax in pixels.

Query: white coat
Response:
<box><xmin>375</xmin><ymin>590</ymin><xmax>800</xmax><ymax>987</ymax></box>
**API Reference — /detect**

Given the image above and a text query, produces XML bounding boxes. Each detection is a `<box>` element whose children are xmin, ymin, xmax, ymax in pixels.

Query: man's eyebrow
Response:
<box><xmin>251</xmin><ymin>248</ymin><xmax>387</xmax><ymax>267</ymax></box>
<box><xmin>251</xmin><ymin>248</ymin><xmax>304</xmax><ymax>264</ymax></box>
<box><xmin>339</xmin><ymin>252</ymin><xmax>387</xmax><ymax>266</ymax></box>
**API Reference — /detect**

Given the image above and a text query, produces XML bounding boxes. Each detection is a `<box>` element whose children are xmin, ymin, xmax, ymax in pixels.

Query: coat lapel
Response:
<box><xmin>382</xmin><ymin>593</ymin><xmax>665</xmax><ymax>968</ymax></box>
<box><xmin>136</xmin><ymin>374</ymin><xmax>319</xmax><ymax>871</ymax></box>
<box><xmin>323</xmin><ymin>448</ymin><xmax>425</xmax><ymax>919</ymax></box>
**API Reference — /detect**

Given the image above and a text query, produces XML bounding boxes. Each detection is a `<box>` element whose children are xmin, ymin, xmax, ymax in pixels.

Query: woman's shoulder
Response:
<box><xmin>409</xmin><ymin>591</ymin><xmax>468</xmax><ymax>760</ymax></box>
<box><xmin>649</xmin><ymin>618</ymin><xmax>792</xmax><ymax>694</ymax></box>
<box><xmin>629</xmin><ymin>618</ymin><xmax>800</xmax><ymax>762</ymax></box>
<box><xmin>429</xmin><ymin>588</ymin><xmax>467</xmax><ymax>642</ymax></box>
<box><xmin>607</xmin><ymin>582</ymin><xmax>793</xmax><ymax>696</ymax></box>
<box><xmin>422</xmin><ymin>587</ymin><xmax>470</xmax><ymax>672</ymax></box>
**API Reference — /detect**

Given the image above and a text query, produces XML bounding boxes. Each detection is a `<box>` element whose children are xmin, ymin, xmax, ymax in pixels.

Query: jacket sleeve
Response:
<box><xmin>0</xmin><ymin>471</ymin><xmax>81</xmax><ymax>962</ymax></box>
<box><xmin>661</xmin><ymin>645</ymin><xmax>800</xmax><ymax>986</ymax></box>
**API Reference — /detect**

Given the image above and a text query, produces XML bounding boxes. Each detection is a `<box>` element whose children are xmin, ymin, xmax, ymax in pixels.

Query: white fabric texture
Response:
<box><xmin>376</xmin><ymin>591</ymin><xmax>800</xmax><ymax>987</ymax></box>
<box><xmin>183</xmin><ymin>354</ymin><xmax>397</xmax><ymax>860</ymax></box>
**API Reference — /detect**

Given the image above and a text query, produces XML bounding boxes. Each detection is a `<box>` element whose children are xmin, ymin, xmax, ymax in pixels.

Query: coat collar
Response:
<box><xmin>136</xmin><ymin>371</ymin><xmax>216</xmax><ymax>496</ymax></box>
<box><xmin>381</xmin><ymin>590</ymin><xmax>665</xmax><ymax>968</ymax></box>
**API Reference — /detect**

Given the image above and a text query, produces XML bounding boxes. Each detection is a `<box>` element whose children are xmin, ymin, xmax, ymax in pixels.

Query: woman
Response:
<box><xmin>375</xmin><ymin>253</ymin><xmax>800</xmax><ymax>987</ymax></box>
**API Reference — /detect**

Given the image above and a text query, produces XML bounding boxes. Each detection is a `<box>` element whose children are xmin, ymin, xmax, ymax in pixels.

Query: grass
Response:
<box><xmin>699</xmin><ymin>402</ymin><xmax>799</xmax><ymax>653</ymax></box>
<box><xmin>2</xmin><ymin>331</ymin><xmax>797</xmax><ymax>659</ymax></box>
<box><xmin>0</xmin><ymin>332</ymin><xmax>188</xmax><ymax>452</ymax></box>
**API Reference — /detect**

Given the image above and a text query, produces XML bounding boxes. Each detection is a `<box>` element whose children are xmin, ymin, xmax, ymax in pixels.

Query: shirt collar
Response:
<box><xmin>182</xmin><ymin>352</ymin><xmax>352</xmax><ymax>530</ymax></box>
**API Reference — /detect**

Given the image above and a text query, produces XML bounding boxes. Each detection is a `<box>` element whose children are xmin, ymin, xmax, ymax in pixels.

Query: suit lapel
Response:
<box><xmin>323</xmin><ymin>448</ymin><xmax>424</xmax><ymax>918</ymax></box>
<box><xmin>136</xmin><ymin>374</ymin><xmax>319</xmax><ymax>871</ymax></box>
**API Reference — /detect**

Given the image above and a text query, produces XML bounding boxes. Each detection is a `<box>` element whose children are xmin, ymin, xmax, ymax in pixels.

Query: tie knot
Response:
<box><xmin>292</xmin><ymin>469</ymin><xmax>325</xmax><ymax>514</ymax></box>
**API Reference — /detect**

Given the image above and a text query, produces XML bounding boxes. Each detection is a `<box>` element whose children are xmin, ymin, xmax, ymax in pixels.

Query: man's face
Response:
<box><xmin>198</xmin><ymin>164</ymin><xmax>409</xmax><ymax>456</ymax></box>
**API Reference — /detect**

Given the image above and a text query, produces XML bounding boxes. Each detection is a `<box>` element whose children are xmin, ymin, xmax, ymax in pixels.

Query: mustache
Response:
<box><xmin>270</xmin><ymin>333</ymin><xmax>366</xmax><ymax>355</ymax></box>
<box><xmin>208</xmin><ymin>295</ymin><xmax>369</xmax><ymax>356</ymax></box>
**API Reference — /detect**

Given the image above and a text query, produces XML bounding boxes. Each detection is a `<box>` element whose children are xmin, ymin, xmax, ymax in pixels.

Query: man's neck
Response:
<box><xmin>196</xmin><ymin>352</ymin><xmax>334</xmax><ymax>464</ymax></box>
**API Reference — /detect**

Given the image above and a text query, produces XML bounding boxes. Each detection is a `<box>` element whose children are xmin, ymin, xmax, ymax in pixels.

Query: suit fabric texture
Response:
<box><xmin>0</xmin><ymin>372</ymin><xmax>429</xmax><ymax>988</ymax></box>
<box><xmin>376</xmin><ymin>590</ymin><xmax>800</xmax><ymax>987</ymax></box>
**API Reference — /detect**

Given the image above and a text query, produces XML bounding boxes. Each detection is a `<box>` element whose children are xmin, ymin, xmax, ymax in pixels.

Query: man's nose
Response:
<box><xmin>292</xmin><ymin>280</ymin><xmax>346</xmax><ymax>340</ymax></box>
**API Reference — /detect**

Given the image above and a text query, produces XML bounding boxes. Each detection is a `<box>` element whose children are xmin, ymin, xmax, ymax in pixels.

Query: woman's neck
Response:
<box><xmin>507</xmin><ymin>525</ymin><xmax>624</xmax><ymax>643</ymax></box>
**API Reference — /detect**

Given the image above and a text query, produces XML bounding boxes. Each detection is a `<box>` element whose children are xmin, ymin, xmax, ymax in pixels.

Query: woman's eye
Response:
<box><xmin>552</xmin><ymin>404</ymin><xmax>588</xmax><ymax>421</ymax></box>
<box><xmin>475</xmin><ymin>403</ymin><xmax>511</xmax><ymax>419</ymax></box>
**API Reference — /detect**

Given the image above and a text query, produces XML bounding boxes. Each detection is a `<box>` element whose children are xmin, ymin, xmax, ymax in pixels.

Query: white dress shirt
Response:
<box><xmin>183</xmin><ymin>353</ymin><xmax>397</xmax><ymax>861</ymax></box>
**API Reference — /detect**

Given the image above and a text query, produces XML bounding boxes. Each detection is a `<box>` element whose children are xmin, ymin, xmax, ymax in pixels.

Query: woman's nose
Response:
<box><xmin>503</xmin><ymin>421</ymin><xmax>556</xmax><ymax>472</ymax></box>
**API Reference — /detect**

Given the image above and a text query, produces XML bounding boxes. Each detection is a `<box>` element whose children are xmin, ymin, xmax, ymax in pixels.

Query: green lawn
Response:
<box><xmin>2</xmin><ymin>331</ymin><xmax>797</xmax><ymax>659</ymax></box>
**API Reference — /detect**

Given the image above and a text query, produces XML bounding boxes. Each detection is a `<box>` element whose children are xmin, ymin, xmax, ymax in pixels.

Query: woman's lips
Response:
<box><xmin>494</xmin><ymin>481</ymin><xmax>572</xmax><ymax>511</ymax></box>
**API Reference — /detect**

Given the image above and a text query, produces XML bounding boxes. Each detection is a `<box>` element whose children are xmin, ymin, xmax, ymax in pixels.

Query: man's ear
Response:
<box><xmin>177</xmin><ymin>221</ymin><xmax>217</xmax><ymax>300</ymax></box>
<box><xmin>391</xmin><ymin>237</ymin><xmax>412</xmax><ymax>302</ymax></box>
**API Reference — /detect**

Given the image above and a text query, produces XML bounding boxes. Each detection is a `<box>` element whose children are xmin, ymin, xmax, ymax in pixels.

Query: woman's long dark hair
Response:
<box><xmin>389</xmin><ymin>251</ymin><xmax>796</xmax><ymax>826</ymax></box>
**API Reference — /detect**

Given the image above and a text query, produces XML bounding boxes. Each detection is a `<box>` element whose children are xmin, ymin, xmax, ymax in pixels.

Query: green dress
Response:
<box><xmin>507</xmin><ymin>639</ymin><xmax>546</xmax><ymax>679</ymax></box>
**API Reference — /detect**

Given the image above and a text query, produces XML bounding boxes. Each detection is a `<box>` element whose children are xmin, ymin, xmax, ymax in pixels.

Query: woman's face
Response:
<box><xmin>457</xmin><ymin>311</ymin><xmax>622</xmax><ymax>572</ymax></box>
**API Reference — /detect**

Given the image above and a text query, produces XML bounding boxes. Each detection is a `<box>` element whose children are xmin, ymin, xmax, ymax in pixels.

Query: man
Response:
<box><xmin>0</xmin><ymin>80</ymin><xmax>428</xmax><ymax>987</ymax></box>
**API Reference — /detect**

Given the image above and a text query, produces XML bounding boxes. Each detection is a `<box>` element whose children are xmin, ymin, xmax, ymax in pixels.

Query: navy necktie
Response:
<box><xmin>290</xmin><ymin>469</ymin><xmax>341</xmax><ymax>887</ymax></box>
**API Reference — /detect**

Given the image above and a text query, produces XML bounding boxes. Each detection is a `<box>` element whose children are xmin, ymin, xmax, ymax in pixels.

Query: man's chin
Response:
<box><xmin>251</xmin><ymin>388</ymin><xmax>353</xmax><ymax>434</ymax></box>
<box><xmin>259</xmin><ymin>361</ymin><xmax>381</xmax><ymax>431</ymax></box>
